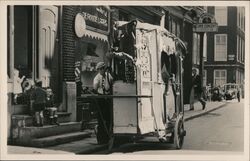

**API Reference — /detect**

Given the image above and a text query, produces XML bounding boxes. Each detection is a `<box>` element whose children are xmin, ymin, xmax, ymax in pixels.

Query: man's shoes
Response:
<box><xmin>202</xmin><ymin>102</ymin><xmax>206</xmax><ymax>110</ymax></box>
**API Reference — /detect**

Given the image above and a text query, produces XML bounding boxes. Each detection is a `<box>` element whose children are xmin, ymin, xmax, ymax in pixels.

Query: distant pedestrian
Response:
<box><xmin>237</xmin><ymin>88</ymin><xmax>241</xmax><ymax>102</ymax></box>
<box><xmin>190</xmin><ymin>68</ymin><xmax>206</xmax><ymax>110</ymax></box>
<box><xmin>30</xmin><ymin>80</ymin><xmax>47</xmax><ymax>127</ymax></box>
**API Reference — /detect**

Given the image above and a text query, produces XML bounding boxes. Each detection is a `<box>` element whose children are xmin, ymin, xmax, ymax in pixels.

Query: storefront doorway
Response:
<box><xmin>38</xmin><ymin>6</ymin><xmax>61</xmax><ymax>104</ymax></box>
<box><xmin>12</xmin><ymin>6</ymin><xmax>62</xmax><ymax>105</ymax></box>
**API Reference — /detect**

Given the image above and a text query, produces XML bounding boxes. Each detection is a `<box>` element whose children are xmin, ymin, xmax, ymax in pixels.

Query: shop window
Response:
<box><xmin>214</xmin><ymin>70</ymin><xmax>226</xmax><ymax>87</ymax></box>
<box><xmin>214</xmin><ymin>34</ymin><xmax>227</xmax><ymax>61</ymax></box>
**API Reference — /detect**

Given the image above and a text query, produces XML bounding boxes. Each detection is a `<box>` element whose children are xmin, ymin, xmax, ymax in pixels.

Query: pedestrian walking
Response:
<box><xmin>93</xmin><ymin>62</ymin><xmax>113</xmax><ymax>144</ymax></box>
<box><xmin>237</xmin><ymin>88</ymin><xmax>241</xmax><ymax>102</ymax></box>
<box><xmin>30</xmin><ymin>80</ymin><xmax>47</xmax><ymax>127</ymax></box>
<box><xmin>190</xmin><ymin>68</ymin><xmax>206</xmax><ymax>110</ymax></box>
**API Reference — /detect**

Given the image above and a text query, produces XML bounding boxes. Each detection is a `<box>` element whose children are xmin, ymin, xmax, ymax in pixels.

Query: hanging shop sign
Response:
<box><xmin>79</xmin><ymin>6</ymin><xmax>110</xmax><ymax>35</ymax></box>
<box><xmin>193</xmin><ymin>13</ymin><xmax>218</xmax><ymax>33</ymax></box>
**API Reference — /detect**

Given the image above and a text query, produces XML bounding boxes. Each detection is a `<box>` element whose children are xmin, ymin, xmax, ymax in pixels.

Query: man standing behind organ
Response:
<box><xmin>93</xmin><ymin>62</ymin><xmax>113</xmax><ymax>144</ymax></box>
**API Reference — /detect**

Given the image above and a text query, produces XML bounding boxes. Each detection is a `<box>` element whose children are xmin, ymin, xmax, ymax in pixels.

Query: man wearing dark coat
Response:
<box><xmin>190</xmin><ymin>68</ymin><xmax>206</xmax><ymax>110</ymax></box>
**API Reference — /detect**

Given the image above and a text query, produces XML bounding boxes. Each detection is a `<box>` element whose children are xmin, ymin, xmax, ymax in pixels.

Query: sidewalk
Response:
<box><xmin>184</xmin><ymin>100</ymin><xmax>227</xmax><ymax>121</ymax></box>
<box><xmin>7</xmin><ymin>100</ymin><xmax>227</xmax><ymax>155</ymax></box>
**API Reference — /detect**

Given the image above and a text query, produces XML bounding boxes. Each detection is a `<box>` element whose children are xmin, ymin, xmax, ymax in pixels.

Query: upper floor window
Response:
<box><xmin>214</xmin><ymin>7</ymin><xmax>227</xmax><ymax>26</ymax></box>
<box><xmin>214</xmin><ymin>34</ymin><xmax>227</xmax><ymax>61</ymax></box>
<box><xmin>237</xmin><ymin>7</ymin><xmax>245</xmax><ymax>31</ymax></box>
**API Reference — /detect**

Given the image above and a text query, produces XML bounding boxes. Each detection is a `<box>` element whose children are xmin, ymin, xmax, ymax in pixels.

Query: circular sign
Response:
<box><xmin>75</xmin><ymin>13</ymin><xmax>86</xmax><ymax>38</ymax></box>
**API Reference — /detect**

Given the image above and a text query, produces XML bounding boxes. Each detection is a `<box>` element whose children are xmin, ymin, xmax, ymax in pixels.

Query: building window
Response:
<box><xmin>237</xmin><ymin>7</ymin><xmax>245</xmax><ymax>32</ymax></box>
<box><xmin>214</xmin><ymin>70</ymin><xmax>227</xmax><ymax>87</ymax></box>
<box><xmin>214</xmin><ymin>34</ymin><xmax>227</xmax><ymax>61</ymax></box>
<box><xmin>214</xmin><ymin>7</ymin><xmax>227</xmax><ymax>26</ymax></box>
<box><xmin>237</xmin><ymin>7</ymin><xmax>240</xmax><ymax>27</ymax></box>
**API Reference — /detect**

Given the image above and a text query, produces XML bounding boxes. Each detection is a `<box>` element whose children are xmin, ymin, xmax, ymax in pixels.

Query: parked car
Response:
<box><xmin>211</xmin><ymin>86</ymin><xmax>224</xmax><ymax>101</ymax></box>
<box><xmin>223</xmin><ymin>83</ymin><xmax>240</xmax><ymax>100</ymax></box>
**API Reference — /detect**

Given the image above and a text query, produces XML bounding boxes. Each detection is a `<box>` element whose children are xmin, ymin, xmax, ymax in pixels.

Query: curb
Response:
<box><xmin>76</xmin><ymin>144</ymin><xmax>108</xmax><ymax>154</ymax></box>
<box><xmin>184</xmin><ymin>102</ymin><xmax>228</xmax><ymax>122</ymax></box>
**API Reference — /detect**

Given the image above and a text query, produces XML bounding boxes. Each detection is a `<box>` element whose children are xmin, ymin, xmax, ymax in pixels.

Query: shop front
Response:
<box><xmin>62</xmin><ymin>6</ymin><xmax>111</xmax><ymax>122</ymax></box>
<box><xmin>7</xmin><ymin>5</ymin><xmax>62</xmax><ymax>140</ymax></box>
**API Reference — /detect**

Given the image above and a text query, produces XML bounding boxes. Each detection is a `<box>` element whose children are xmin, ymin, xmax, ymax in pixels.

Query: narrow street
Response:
<box><xmin>183</xmin><ymin>99</ymin><xmax>244</xmax><ymax>152</ymax></box>
<box><xmin>94</xmin><ymin>99</ymin><xmax>244</xmax><ymax>154</ymax></box>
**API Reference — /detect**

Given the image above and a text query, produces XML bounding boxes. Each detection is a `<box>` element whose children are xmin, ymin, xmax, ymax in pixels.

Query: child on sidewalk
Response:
<box><xmin>45</xmin><ymin>88</ymin><xmax>59</xmax><ymax>126</ymax></box>
<box><xmin>30</xmin><ymin>80</ymin><xmax>47</xmax><ymax>127</ymax></box>
<box><xmin>13</xmin><ymin>68</ymin><xmax>25</xmax><ymax>104</ymax></box>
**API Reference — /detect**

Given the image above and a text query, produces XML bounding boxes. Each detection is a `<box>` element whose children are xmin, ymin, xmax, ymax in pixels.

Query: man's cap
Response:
<box><xmin>96</xmin><ymin>62</ymin><xmax>106</xmax><ymax>70</ymax></box>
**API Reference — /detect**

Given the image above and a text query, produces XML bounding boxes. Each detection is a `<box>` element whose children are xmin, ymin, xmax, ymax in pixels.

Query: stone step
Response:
<box><xmin>57</xmin><ymin>112</ymin><xmax>71</xmax><ymax>123</ymax></box>
<box><xmin>12</xmin><ymin>112</ymin><xmax>72</xmax><ymax>127</ymax></box>
<box><xmin>11</xmin><ymin>115</ymin><xmax>33</xmax><ymax>127</ymax></box>
<box><xmin>13</xmin><ymin>104</ymin><xmax>30</xmax><ymax>115</ymax></box>
<box><xmin>12</xmin><ymin>122</ymin><xmax>83</xmax><ymax>146</ymax></box>
<box><xmin>31</xmin><ymin>131</ymin><xmax>92</xmax><ymax>148</ymax></box>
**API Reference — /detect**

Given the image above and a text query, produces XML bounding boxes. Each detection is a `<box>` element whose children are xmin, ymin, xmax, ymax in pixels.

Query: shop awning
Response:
<box><xmin>82</xmin><ymin>29</ymin><xmax>109</xmax><ymax>42</ymax></box>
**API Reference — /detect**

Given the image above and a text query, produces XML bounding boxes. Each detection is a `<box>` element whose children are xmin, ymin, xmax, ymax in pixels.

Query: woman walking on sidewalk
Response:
<box><xmin>190</xmin><ymin>68</ymin><xmax>206</xmax><ymax>110</ymax></box>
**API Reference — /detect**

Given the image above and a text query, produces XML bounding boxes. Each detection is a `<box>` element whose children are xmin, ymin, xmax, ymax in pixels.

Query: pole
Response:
<box><xmin>199</xmin><ymin>32</ymin><xmax>204</xmax><ymax>88</ymax></box>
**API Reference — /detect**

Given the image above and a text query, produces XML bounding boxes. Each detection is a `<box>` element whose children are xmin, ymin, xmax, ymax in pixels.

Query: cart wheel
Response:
<box><xmin>174</xmin><ymin>115</ymin><xmax>185</xmax><ymax>149</ymax></box>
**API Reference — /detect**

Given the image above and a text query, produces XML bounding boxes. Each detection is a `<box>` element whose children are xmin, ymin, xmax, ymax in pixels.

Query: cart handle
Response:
<box><xmin>79</xmin><ymin>94</ymin><xmax>152</xmax><ymax>99</ymax></box>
